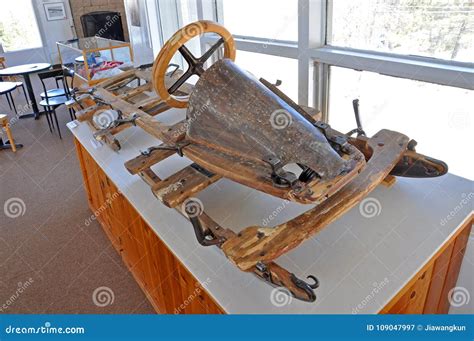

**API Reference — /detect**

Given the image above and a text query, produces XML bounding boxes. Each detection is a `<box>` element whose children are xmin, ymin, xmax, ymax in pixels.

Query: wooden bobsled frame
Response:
<box><xmin>67</xmin><ymin>64</ymin><xmax>194</xmax><ymax>151</ymax></box>
<box><xmin>75</xmin><ymin>21</ymin><xmax>448</xmax><ymax>303</ymax></box>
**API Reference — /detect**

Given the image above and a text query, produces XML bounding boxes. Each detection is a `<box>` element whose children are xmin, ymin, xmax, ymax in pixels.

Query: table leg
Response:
<box><xmin>19</xmin><ymin>74</ymin><xmax>41</xmax><ymax>120</ymax></box>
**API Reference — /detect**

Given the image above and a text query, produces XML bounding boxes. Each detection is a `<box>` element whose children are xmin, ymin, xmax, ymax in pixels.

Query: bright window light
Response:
<box><xmin>236</xmin><ymin>50</ymin><xmax>298</xmax><ymax>101</ymax></box>
<box><xmin>330</xmin><ymin>0</ymin><xmax>474</xmax><ymax>62</ymax></box>
<box><xmin>221</xmin><ymin>0</ymin><xmax>298</xmax><ymax>42</ymax></box>
<box><xmin>0</xmin><ymin>0</ymin><xmax>42</xmax><ymax>52</ymax></box>
<box><xmin>328</xmin><ymin>66</ymin><xmax>473</xmax><ymax>180</ymax></box>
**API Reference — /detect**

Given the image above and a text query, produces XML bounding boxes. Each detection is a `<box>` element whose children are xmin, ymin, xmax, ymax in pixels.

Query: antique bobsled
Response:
<box><xmin>73</xmin><ymin>20</ymin><xmax>448</xmax><ymax>303</ymax></box>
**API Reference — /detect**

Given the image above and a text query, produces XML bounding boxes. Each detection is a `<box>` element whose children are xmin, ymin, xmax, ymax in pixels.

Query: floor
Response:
<box><xmin>0</xmin><ymin>76</ymin><xmax>154</xmax><ymax>313</ymax></box>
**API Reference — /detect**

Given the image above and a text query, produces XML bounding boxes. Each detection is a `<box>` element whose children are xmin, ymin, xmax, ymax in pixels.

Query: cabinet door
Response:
<box><xmin>423</xmin><ymin>243</ymin><xmax>454</xmax><ymax>313</ymax></box>
<box><xmin>388</xmin><ymin>264</ymin><xmax>434</xmax><ymax>314</ymax></box>
<box><xmin>437</xmin><ymin>223</ymin><xmax>472</xmax><ymax>313</ymax></box>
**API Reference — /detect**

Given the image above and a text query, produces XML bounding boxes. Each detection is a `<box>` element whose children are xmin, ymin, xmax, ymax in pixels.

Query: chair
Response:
<box><xmin>0</xmin><ymin>57</ymin><xmax>28</xmax><ymax>103</ymax></box>
<box><xmin>0</xmin><ymin>82</ymin><xmax>18</xmax><ymax>115</ymax></box>
<box><xmin>38</xmin><ymin>68</ymin><xmax>76</xmax><ymax>139</ymax></box>
<box><xmin>0</xmin><ymin>114</ymin><xmax>17</xmax><ymax>152</ymax></box>
<box><xmin>39</xmin><ymin>65</ymin><xmax>73</xmax><ymax>99</ymax></box>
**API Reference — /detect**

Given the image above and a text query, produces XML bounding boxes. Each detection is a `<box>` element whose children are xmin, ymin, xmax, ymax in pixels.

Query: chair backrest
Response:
<box><xmin>37</xmin><ymin>68</ymin><xmax>62</xmax><ymax>81</ymax></box>
<box><xmin>62</xmin><ymin>67</ymin><xmax>75</xmax><ymax>94</ymax></box>
<box><xmin>38</xmin><ymin>68</ymin><xmax>61</xmax><ymax>105</ymax></box>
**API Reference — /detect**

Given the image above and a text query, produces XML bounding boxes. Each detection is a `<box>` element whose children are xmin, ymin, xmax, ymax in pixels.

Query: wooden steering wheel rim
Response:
<box><xmin>152</xmin><ymin>20</ymin><xmax>236</xmax><ymax>108</ymax></box>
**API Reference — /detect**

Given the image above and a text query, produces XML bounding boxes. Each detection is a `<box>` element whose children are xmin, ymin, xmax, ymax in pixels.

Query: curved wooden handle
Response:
<box><xmin>152</xmin><ymin>20</ymin><xmax>236</xmax><ymax>108</ymax></box>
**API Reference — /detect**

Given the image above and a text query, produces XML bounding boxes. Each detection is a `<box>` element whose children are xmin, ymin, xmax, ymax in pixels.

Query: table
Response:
<box><xmin>0</xmin><ymin>63</ymin><xmax>51</xmax><ymax>119</ymax></box>
<box><xmin>68</xmin><ymin>111</ymin><xmax>473</xmax><ymax>314</ymax></box>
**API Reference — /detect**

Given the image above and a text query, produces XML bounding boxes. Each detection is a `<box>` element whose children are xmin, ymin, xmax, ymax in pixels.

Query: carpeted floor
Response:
<box><xmin>0</xmin><ymin>76</ymin><xmax>154</xmax><ymax>313</ymax></box>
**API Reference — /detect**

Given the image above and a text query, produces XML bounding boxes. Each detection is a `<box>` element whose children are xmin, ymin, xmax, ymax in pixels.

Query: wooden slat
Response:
<box><xmin>152</xmin><ymin>165</ymin><xmax>221</xmax><ymax>208</ymax></box>
<box><xmin>98</xmin><ymin>69</ymin><xmax>137</xmax><ymax>89</ymax></box>
<box><xmin>135</xmin><ymin>69</ymin><xmax>152</xmax><ymax>82</ymax></box>
<box><xmin>118</xmin><ymin>82</ymin><xmax>152</xmax><ymax>100</ymax></box>
<box><xmin>125</xmin><ymin>147</ymin><xmax>176</xmax><ymax>175</ymax></box>
<box><xmin>94</xmin><ymin>87</ymin><xmax>184</xmax><ymax>144</ymax></box>
<box><xmin>139</xmin><ymin>168</ymin><xmax>162</xmax><ymax>187</ymax></box>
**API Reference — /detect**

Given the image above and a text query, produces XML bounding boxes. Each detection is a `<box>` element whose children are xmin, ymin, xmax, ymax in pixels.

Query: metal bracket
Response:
<box><xmin>140</xmin><ymin>141</ymin><xmax>190</xmax><ymax>157</ymax></box>
<box><xmin>313</xmin><ymin>121</ymin><xmax>349</xmax><ymax>153</ymax></box>
<box><xmin>188</xmin><ymin>215</ymin><xmax>225</xmax><ymax>247</ymax></box>
<box><xmin>190</xmin><ymin>163</ymin><xmax>215</xmax><ymax>178</ymax></box>
<box><xmin>262</xmin><ymin>155</ymin><xmax>298</xmax><ymax>189</ymax></box>
<box><xmin>255</xmin><ymin>262</ymin><xmax>319</xmax><ymax>302</ymax></box>
<box><xmin>290</xmin><ymin>274</ymin><xmax>319</xmax><ymax>302</ymax></box>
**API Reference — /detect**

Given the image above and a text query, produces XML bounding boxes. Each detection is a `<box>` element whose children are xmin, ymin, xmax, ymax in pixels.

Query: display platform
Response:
<box><xmin>69</xmin><ymin>109</ymin><xmax>472</xmax><ymax>314</ymax></box>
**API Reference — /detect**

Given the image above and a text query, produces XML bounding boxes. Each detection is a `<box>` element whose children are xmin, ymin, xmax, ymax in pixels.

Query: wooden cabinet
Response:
<box><xmin>74</xmin><ymin>139</ymin><xmax>224</xmax><ymax>314</ymax></box>
<box><xmin>381</xmin><ymin>218</ymin><xmax>472</xmax><ymax>314</ymax></box>
<box><xmin>74</xmin><ymin>138</ymin><xmax>471</xmax><ymax>314</ymax></box>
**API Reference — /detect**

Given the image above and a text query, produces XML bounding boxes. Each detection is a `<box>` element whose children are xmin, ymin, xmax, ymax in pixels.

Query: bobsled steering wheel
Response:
<box><xmin>152</xmin><ymin>20</ymin><xmax>236</xmax><ymax>108</ymax></box>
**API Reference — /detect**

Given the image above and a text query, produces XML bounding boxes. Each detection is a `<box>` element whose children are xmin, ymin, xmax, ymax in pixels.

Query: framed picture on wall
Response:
<box><xmin>44</xmin><ymin>2</ymin><xmax>67</xmax><ymax>21</ymax></box>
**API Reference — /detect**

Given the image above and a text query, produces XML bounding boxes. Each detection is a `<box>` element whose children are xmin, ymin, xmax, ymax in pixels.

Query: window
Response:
<box><xmin>330</xmin><ymin>0</ymin><xmax>474</xmax><ymax>62</ymax></box>
<box><xmin>0</xmin><ymin>0</ymin><xmax>42</xmax><ymax>52</ymax></box>
<box><xmin>221</xmin><ymin>0</ymin><xmax>298</xmax><ymax>42</ymax></box>
<box><xmin>152</xmin><ymin>0</ymin><xmax>473</xmax><ymax>177</ymax></box>
<box><xmin>328</xmin><ymin>66</ymin><xmax>473</xmax><ymax>179</ymax></box>
<box><xmin>236</xmin><ymin>51</ymin><xmax>298</xmax><ymax>101</ymax></box>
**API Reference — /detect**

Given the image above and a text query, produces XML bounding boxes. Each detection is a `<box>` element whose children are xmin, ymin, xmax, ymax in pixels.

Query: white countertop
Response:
<box><xmin>69</xmin><ymin>109</ymin><xmax>473</xmax><ymax>314</ymax></box>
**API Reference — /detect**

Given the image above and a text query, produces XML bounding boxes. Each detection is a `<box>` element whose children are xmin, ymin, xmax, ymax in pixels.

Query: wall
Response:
<box><xmin>69</xmin><ymin>0</ymin><xmax>130</xmax><ymax>42</ymax></box>
<box><xmin>35</xmin><ymin>0</ymin><xmax>76</xmax><ymax>64</ymax></box>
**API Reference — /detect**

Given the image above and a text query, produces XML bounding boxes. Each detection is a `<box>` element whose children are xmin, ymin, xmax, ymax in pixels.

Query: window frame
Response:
<box><xmin>158</xmin><ymin>0</ymin><xmax>474</xmax><ymax>121</ymax></box>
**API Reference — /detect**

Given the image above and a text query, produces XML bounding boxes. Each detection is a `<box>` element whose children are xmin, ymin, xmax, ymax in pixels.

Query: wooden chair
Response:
<box><xmin>0</xmin><ymin>114</ymin><xmax>16</xmax><ymax>152</ymax></box>
<box><xmin>0</xmin><ymin>57</ymin><xmax>28</xmax><ymax>102</ymax></box>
